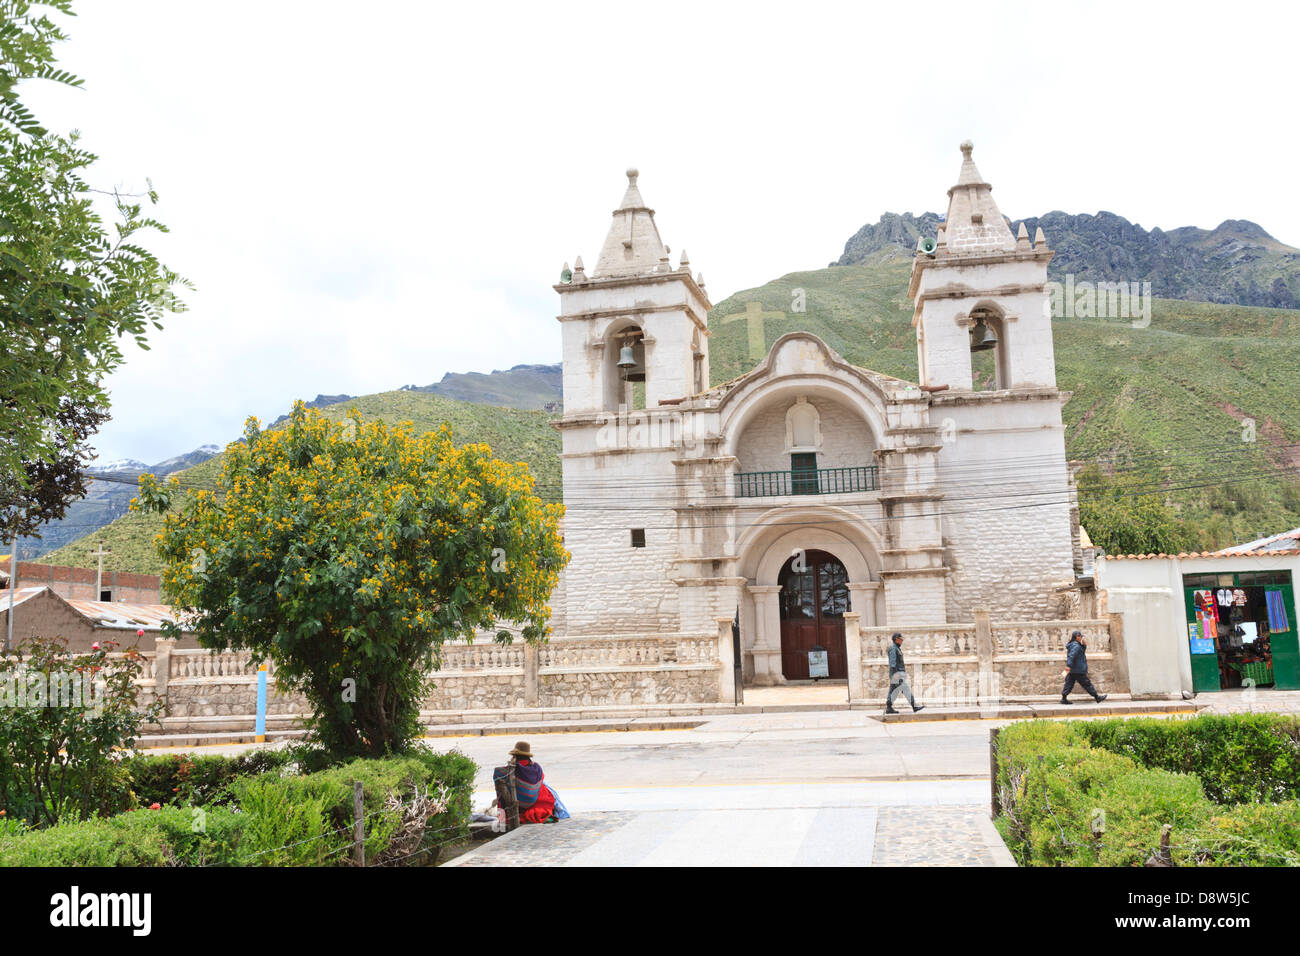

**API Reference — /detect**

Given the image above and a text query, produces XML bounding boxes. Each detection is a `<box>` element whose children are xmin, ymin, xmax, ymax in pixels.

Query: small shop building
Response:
<box><xmin>1097</xmin><ymin>529</ymin><xmax>1300</xmax><ymax>697</ymax></box>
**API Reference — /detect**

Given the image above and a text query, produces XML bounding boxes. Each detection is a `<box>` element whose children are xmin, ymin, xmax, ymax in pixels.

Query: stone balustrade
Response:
<box><xmin>169</xmin><ymin>648</ymin><xmax>268</xmax><ymax>681</ymax></box>
<box><xmin>860</xmin><ymin>624</ymin><xmax>978</xmax><ymax>660</ymax></box>
<box><xmin>848</xmin><ymin>612</ymin><xmax>1128</xmax><ymax>703</ymax></box>
<box><xmin>121</xmin><ymin>629</ymin><xmax>733</xmax><ymax>732</ymax></box>
<box><xmin>434</xmin><ymin>642</ymin><xmax>526</xmax><ymax>673</ymax></box>
<box><xmin>991</xmin><ymin>619</ymin><xmax>1111</xmax><ymax>656</ymax></box>
<box><xmin>539</xmin><ymin>635</ymin><xmax>717</xmax><ymax>670</ymax></box>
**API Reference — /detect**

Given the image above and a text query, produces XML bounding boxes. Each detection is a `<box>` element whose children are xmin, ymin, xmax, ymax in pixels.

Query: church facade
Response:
<box><xmin>550</xmin><ymin>144</ymin><xmax>1083</xmax><ymax>686</ymax></box>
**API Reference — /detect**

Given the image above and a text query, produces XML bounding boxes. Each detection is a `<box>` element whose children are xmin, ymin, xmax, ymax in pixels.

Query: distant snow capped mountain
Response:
<box><xmin>89</xmin><ymin>457</ymin><xmax>150</xmax><ymax>474</ymax></box>
<box><xmin>17</xmin><ymin>443</ymin><xmax>224</xmax><ymax>560</ymax></box>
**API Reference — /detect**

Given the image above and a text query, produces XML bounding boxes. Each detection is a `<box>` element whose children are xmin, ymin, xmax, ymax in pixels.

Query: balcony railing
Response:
<box><xmin>734</xmin><ymin>465</ymin><xmax>878</xmax><ymax>498</ymax></box>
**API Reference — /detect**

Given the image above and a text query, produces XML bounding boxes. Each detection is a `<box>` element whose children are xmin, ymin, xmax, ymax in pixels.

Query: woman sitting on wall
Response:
<box><xmin>492</xmin><ymin>741</ymin><xmax>569</xmax><ymax>824</ymax></box>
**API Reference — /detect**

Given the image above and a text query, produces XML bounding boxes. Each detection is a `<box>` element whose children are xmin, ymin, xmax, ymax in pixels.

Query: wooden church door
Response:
<box><xmin>778</xmin><ymin>550</ymin><xmax>850</xmax><ymax>680</ymax></box>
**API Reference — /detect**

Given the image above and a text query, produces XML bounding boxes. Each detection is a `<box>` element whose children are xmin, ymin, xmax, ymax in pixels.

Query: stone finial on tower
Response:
<box><xmin>1016</xmin><ymin>222</ymin><xmax>1031</xmax><ymax>251</ymax></box>
<box><xmin>594</xmin><ymin>167</ymin><xmax>668</xmax><ymax>278</ymax></box>
<box><xmin>678</xmin><ymin>249</ymin><xmax>691</xmax><ymax>272</ymax></box>
<box><xmin>572</xmin><ymin>255</ymin><xmax>586</xmax><ymax>282</ymax></box>
<box><xmin>1033</xmin><ymin>225</ymin><xmax>1048</xmax><ymax>250</ymax></box>
<box><xmin>943</xmin><ymin>140</ymin><xmax>1016</xmax><ymax>255</ymax></box>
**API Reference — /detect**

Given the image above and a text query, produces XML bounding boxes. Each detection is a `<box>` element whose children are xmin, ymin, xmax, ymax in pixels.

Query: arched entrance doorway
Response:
<box><xmin>778</xmin><ymin>550</ymin><xmax>850</xmax><ymax>679</ymax></box>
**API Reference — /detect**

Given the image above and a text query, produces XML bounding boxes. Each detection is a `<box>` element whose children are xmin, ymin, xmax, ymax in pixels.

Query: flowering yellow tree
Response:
<box><xmin>135</xmin><ymin>403</ymin><xmax>568</xmax><ymax>756</ymax></box>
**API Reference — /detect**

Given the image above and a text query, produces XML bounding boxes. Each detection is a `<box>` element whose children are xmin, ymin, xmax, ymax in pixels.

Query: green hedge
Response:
<box><xmin>0</xmin><ymin>749</ymin><xmax>476</xmax><ymax>867</ymax></box>
<box><xmin>0</xmin><ymin>806</ymin><xmax>246</xmax><ymax>866</ymax></box>
<box><xmin>1193</xmin><ymin>800</ymin><xmax>1300</xmax><ymax>866</ymax></box>
<box><xmin>122</xmin><ymin>749</ymin><xmax>298</xmax><ymax>809</ymax></box>
<box><xmin>995</xmin><ymin>716</ymin><xmax>1300</xmax><ymax>867</ymax></box>
<box><xmin>1074</xmin><ymin>713</ymin><xmax>1300</xmax><ymax>804</ymax></box>
<box><xmin>996</xmin><ymin>726</ymin><xmax>1211</xmax><ymax>866</ymax></box>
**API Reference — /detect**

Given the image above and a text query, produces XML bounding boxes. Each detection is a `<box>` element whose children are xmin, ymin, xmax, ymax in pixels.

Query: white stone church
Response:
<box><xmin>549</xmin><ymin>143</ymin><xmax>1083</xmax><ymax>686</ymax></box>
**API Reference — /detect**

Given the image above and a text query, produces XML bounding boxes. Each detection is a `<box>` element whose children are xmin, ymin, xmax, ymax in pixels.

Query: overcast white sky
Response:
<box><xmin>21</xmin><ymin>0</ymin><xmax>1300</xmax><ymax>463</ymax></box>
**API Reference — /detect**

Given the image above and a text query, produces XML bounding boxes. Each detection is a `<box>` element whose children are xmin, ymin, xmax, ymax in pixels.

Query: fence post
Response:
<box><xmin>353</xmin><ymin>781</ymin><xmax>365</xmax><ymax>866</ymax></box>
<box><xmin>1144</xmin><ymin>823</ymin><xmax>1173</xmax><ymax>867</ymax></box>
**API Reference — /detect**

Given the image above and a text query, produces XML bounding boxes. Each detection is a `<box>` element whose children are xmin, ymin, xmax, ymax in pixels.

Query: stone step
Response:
<box><xmin>877</xmin><ymin>698</ymin><xmax>1203</xmax><ymax>723</ymax></box>
<box><xmin>134</xmin><ymin>729</ymin><xmax>308</xmax><ymax>749</ymax></box>
<box><xmin>423</xmin><ymin>716</ymin><xmax>708</xmax><ymax>737</ymax></box>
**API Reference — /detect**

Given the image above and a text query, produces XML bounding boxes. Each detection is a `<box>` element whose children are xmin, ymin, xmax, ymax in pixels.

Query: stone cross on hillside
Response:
<box><xmin>723</xmin><ymin>301</ymin><xmax>786</xmax><ymax>361</ymax></box>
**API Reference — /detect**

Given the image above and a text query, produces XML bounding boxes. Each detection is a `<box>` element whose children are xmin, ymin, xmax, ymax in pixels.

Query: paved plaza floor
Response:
<box><xmin>144</xmin><ymin>689</ymin><xmax>1300</xmax><ymax>866</ymax></box>
<box><xmin>442</xmin><ymin>711</ymin><xmax>1014</xmax><ymax>866</ymax></box>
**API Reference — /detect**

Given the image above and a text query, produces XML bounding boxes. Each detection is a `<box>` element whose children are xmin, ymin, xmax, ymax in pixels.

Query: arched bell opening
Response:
<box><xmin>603</xmin><ymin>323</ymin><xmax>647</xmax><ymax>411</ymax></box>
<box><xmin>968</xmin><ymin>306</ymin><xmax>1009</xmax><ymax>391</ymax></box>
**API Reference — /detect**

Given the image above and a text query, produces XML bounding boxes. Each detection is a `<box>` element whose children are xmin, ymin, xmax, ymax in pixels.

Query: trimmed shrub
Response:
<box><xmin>996</xmin><ymin>721</ymin><xmax>1211</xmax><ymax>867</ymax></box>
<box><xmin>0</xmin><ymin>749</ymin><xmax>476</xmax><ymax>867</ymax></box>
<box><xmin>123</xmin><ymin>749</ymin><xmax>298</xmax><ymax>809</ymax></box>
<box><xmin>1076</xmin><ymin>713</ymin><xmax>1300</xmax><ymax>804</ymax></box>
<box><xmin>1189</xmin><ymin>800</ymin><xmax>1300</xmax><ymax>866</ymax></box>
<box><xmin>0</xmin><ymin>806</ymin><xmax>245</xmax><ymax>867</ymax></box>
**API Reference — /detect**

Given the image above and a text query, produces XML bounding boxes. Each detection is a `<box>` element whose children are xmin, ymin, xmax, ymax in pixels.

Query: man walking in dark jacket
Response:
<box><xmin>1060</xmin><ymin>630</ymin><xmax>1108</xmax><ymax>704</ymax></box>
<box><xmin>885</xmin><ymin>632</ymin><xmax>924</xmax><ymax>715</ymax></box>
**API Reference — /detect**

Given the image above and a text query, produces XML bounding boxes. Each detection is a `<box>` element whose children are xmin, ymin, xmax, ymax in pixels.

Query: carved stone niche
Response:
<box><xmin>784</xmin><ymin>395</ymin><xmax>822</xmax><ymax>453</ymax></box>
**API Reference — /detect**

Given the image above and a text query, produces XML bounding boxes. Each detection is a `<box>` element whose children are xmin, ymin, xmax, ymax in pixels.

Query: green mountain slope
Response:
<box><xmin>41</xmin><ymin>391</ymin><xmax>561</xmax><ymax>575</ymax></box>
<box><xmin>708</xmin><ymin>251</ymin><xmax>1300</xmax><ymax>548</ymax></box>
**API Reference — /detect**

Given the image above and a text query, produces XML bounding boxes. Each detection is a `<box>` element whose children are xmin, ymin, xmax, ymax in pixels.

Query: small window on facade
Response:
<box><xmin>630</xmin><ymin>528</ymin><xmax>646</xmax><ymax>548</ymax></box>
<box><xmin>99</xmin><ymin>589</ymin><xmax>113</xmax><ymax>602</ymax></box>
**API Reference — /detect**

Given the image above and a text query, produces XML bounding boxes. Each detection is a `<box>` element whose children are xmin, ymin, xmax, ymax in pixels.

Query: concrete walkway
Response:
<box><xmin>441</xmin><ymin>711</ymin><xmax>1019</xmax><ymax>866</ymax></box>
<box><xmin>446</xmin><ymin>780</ymin><xmax>1013</xmax><ymax>867</ymax></box>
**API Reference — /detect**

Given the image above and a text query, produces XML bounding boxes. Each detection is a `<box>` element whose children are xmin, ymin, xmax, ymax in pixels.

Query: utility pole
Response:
<box><xmin>92</xmin><ymin>541</ymin><xmax>112</xmax><ymax>601</ymax></box>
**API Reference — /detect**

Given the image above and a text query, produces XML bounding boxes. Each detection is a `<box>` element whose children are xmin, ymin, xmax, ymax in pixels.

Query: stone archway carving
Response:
<box><xmin>738</xmin><ymin>516</ymin><xmax>883</xmax><ymax>686</ymax></box>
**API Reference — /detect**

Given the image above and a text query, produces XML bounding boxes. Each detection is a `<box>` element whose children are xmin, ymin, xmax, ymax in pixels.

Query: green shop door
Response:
<box><xmin>1183</xmin><ymin>588</ymin><xmax>1221</xmax><ymax>693</ymax></box>
<box><xmin>1267</xmin><ymin>584</ymin><xmax>1300</xmax><ymax>690</ymax></box>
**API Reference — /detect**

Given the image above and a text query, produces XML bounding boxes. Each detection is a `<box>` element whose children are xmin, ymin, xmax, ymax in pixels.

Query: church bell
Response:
<box><xmin>618</xmin><ymin>344</ymin><xmax>645</xmax><ymax>382</ymax></box>
<box><xmin>969</xmin><ymin>318</ymin><xmax>998</xmax><ymax>353</ymax></box>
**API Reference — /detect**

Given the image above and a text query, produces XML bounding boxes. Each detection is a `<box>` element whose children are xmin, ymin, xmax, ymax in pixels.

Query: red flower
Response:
<box><xmin>149</xmin><ymin>803</ymin><xmax>161</xmax><ymax>810</ymax></box>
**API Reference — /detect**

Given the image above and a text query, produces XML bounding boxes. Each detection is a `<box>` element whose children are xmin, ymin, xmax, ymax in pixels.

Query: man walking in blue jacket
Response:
<box><xmin>885</xmin><ymin>632</ymin><xmax>924</xmax><ymax>715</ymax></box>
<box><xmin>1060</xmin><ymin>630</ymin><xmax>1108</xmax><ymax>705</ymax></box>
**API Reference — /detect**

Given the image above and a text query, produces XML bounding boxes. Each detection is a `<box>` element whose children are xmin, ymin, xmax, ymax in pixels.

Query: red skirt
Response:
<box><xmin>520</xmin><ymin>784</ymin><xmax>556</xmax><ymax>824</ymax></box>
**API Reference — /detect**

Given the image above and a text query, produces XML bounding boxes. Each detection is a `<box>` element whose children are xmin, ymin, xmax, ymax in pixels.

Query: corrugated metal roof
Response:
<box><xmin>1217</xmin><ymin>527</ymin><xmax>1300</xmax><ymax>556</ymax></box>
<box><xmin>0</xmin><ymin>586</ymin><xmax>49</xmax><ymax>609</ymax></box>
<box><xmin>64</xmin><ymin>598</ymin><xmax>191</xmax><ymax>632</ymax></box>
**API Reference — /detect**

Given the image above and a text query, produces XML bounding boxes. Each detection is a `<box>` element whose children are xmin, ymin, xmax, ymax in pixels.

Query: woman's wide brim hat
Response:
<box><xmin>509</xmin><ymin>741</ymin><xmax>532</xmax><ymax>757</ymax></box>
